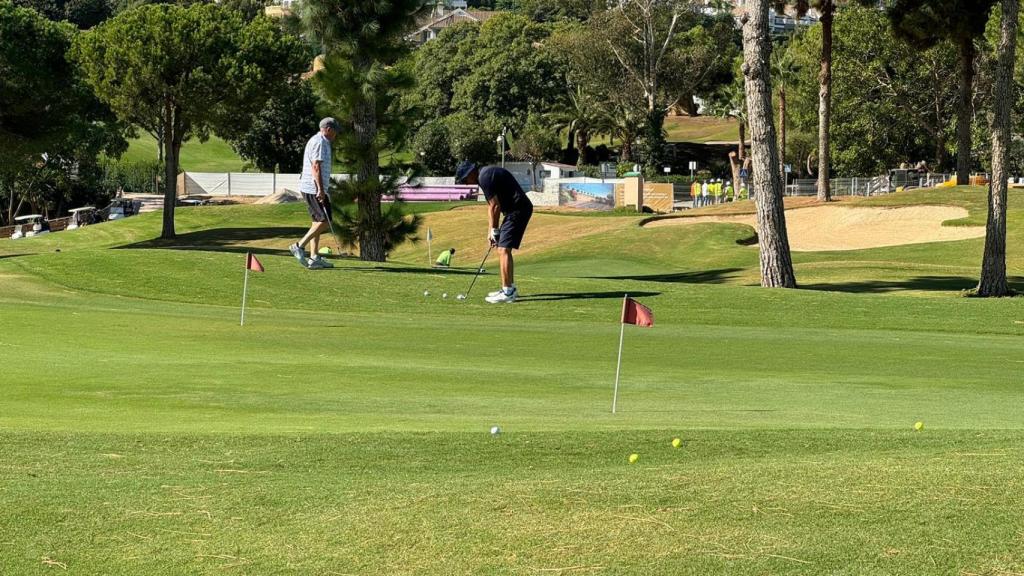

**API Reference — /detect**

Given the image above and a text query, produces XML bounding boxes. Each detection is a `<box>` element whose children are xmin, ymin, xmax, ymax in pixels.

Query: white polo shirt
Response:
<box><xmin>299</xmin><ymin>133</ymin><xmax>332</xmax><ymax>195</ymax></box>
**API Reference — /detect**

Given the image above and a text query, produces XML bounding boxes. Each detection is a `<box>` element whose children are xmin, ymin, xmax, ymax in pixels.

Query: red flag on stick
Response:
<box><xmin>613</xmin><ymin>294</ymin><xmax>653</xmax><ymax>414</ymax></box>
<box><xmin>621</xmin><ymin>297</ymin><xmax>653</xmax><ymax>327</ymax></box>
<box><xmin>246</xmin><ymin>252</ymin><xmax>264</xmax><ymax>272</ymax></box>
<box><xmin>240</xmin><ymin>252</ymin><xmax>264</xmax><ymax>326</ymax></box>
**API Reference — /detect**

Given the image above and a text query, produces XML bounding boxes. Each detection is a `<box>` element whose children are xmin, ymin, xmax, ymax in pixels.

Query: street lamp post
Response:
<box><xmin>496</xmin><ymin>126</ymin><xmax>508</xmax><ymax>168</ymax></box>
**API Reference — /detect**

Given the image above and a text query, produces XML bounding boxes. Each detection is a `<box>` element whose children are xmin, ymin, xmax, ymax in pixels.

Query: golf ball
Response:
<box><xmin>628</xmin><ymin>453</ymin><xmax>639</xmax><ymax>464</ymax></box>
<box><xmin>423</xmin><ymin>290</ymin><xmax>430</xmax><ymax>297</ymax></box>
<box><xmin>442</xmin><ymin>293</ymin><xmax>448</xmax><ymax>299</ymax></box>
<box><xmin>671</xmin><ymin>438</ymin><xmax>681</xmax><ymax>448</ymax></box>
<box><xmin>914</xmin><ymin>421</ymin><xmax>924</xmax><ymax>431</ymax></box>
<box><xmin>490</xmin><ymin>425</ymin><xmax>501</xmax><ymax>436</ymax></box>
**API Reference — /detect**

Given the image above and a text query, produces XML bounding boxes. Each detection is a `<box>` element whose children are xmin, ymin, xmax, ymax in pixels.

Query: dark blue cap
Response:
<box><xmin>455</xmin><ymin>161</ymin><xmax>478</xmax><ymax>184</ymax></box>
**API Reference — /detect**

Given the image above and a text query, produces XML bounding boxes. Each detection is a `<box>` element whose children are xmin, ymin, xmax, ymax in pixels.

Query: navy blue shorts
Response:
<box><xmin>304</xmin><ymin>193</ymin><xmax>331</xmax><ymax>222</ymax></box>
<box><xmin>498</xmin><ymin>205</ymin><xmax>532</xmax><ymax>250</ymax></box>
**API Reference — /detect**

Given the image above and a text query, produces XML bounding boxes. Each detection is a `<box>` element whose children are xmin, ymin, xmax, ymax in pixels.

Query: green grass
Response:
<box><xmin>122</xmin><ymin>132</ymin><xmax>416</xmax><ymax>173</ymax></box>
<box><xmin>2</xmin><ymin>187</ymin><xmax>1024</xmax><ymax>574</ymax></box>
<box><xmin>664</xmin><ymin>115</ymin><xmax>741</xmax><ymax>143</ymax></box>
<box><xmin>122</xmin><ymin>132</ymin><xmax>247</xmax><ymax>172</ymax></box>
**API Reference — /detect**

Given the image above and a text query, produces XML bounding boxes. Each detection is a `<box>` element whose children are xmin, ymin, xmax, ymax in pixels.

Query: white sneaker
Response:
<box><xmin>487</xmin><ymin>288</ymin><xmax>503</xmax><ymax>297</ymax></box>
<box><xmin>485</xmin><ymin>288</ymin><xmax>517</xmax><ymax>304</ymax></box>
<box><xmin>313</xmin><ymin>255</ymin><xmax>334</xmax><ymax>268</ymax></box>
<box><xmin>306</xmin><ymin>257</ymin><xmax>328</xmax><ymax>270</ymax></box>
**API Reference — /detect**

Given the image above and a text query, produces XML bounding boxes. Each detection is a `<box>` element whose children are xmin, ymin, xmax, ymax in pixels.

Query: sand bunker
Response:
<box><xmin>645</xmin><ymin>205</ymin><xmax>984</xmax><ymax>251</ymax></box>
<box><xmin>255</xmin><ymin>188</ymin><xmax>303</xmax><ymax>204</ymax></box>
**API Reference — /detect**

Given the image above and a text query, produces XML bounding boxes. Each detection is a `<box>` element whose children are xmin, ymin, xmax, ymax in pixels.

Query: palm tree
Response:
<box><xmin>772</xmin><ymin>34</ymin><xmax>799</xmax><ymax>188</ymax></box>
<box><xmin>546</xmin><ymin>84</ymin><xmax>613</xmax><ymax>168</ymax></box>
<box><xmin>705</xmin><ymin>68</ymin><xmax>750</xmax><ymax>194</ymax></box>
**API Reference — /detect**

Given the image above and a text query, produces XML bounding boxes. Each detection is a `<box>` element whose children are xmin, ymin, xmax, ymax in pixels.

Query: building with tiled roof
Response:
<box><xmin>408</xmin><ymin>1</ymin><xmax>499</xmax><ymax>45</ymax></box>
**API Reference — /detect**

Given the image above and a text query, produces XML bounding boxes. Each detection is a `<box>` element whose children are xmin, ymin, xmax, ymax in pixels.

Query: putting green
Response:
<box><xmin>2</xmin><ymin>188</ymin><xmax>1024</xmax><ymax>575</ymax></box>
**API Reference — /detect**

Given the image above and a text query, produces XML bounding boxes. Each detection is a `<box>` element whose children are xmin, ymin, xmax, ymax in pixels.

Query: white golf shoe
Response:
<box><xmin>485</xmin><ymin>288</ymin><xmax>517</xmax><ymax>304</ymax></box>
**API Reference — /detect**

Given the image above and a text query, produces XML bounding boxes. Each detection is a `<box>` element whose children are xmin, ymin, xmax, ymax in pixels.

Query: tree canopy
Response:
<box><xmin>73</xmin><ymin>3</ymin><xmax>307</xmax><ymax>237</ymax></box>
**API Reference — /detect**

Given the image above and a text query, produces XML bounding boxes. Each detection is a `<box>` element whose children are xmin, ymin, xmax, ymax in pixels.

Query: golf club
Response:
<box><xmin>320</xmin><ymin>196</ymin><xmax>342</xmax><ymax>254</ymax></box>
<box><xmin>458</xmin><ymin>244</ymin><xmax>493</xmax><ymax>300</ymax></box>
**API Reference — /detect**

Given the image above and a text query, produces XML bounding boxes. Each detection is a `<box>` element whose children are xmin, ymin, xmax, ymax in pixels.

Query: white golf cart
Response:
<box><xmin>66</xmin><ymin>206</ymin><xmax>96</xmax><ymax>230</ymax></box>
<box><xmin>10</xmin><ymin>214</ymin><xmax>49</xmax><ymax>239</ymax></box>
<box><xmin>106</xmin><ymin>198</ymin><xmax>137</xmax><ymax>221</ymax></box>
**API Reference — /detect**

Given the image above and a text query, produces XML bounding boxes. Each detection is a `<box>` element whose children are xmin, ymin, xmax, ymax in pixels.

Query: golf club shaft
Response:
<box><xmin>320</xmin><ymin>197</ymin><xmax>342</xmax><ymax>252</ymax></box>
<box><xmin>464</xmin><ymin>244</ymin><xmax>493</xmax><ymax>298</ymax></box>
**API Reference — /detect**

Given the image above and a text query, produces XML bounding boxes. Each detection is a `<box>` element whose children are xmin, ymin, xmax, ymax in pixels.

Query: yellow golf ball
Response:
<box><xmin>628</xmin><ymin>453</ymin><xmax>639</xmax><ymax>464</ymax></box>
<box><xmin>914</xmin><ymin>421</ymin><xmax>924</xmax><ymax>431</ymax></box>
<box><xmin>671</xmin><ymin>438</ymin><xmax>681</xmax><ymax>448</ymax></box>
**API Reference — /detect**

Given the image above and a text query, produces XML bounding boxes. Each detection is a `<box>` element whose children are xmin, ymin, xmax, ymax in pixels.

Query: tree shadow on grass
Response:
<box><xmin>518</xmin><ymin>290</ymin><xmax>660</xmax><ymax>302</ymax></box>
<box><xmin>590</xmin><ymin>268</ymin><xmax>746</xmax><ymax>284</ymax></box>
<box><xmin>115</xmin><ymin>227</ymin><xmax>310</xmax><ymax>256</ymax></box>
<box><xmin>346</xmin><ymin>266</ymin><xmax>482</xmax><ymax>276</ymax></box>
<box><xmin>801</xmin><ymin>275</ymin><xmax>1024</xmax><ymax>294</ymax></box>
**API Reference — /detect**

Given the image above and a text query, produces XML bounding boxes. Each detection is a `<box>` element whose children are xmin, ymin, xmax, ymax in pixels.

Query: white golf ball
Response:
<box><xmin>442</xmin><ymin>293</ymin><xmax>448</xmax><ymax>298</ymax></box>
<box><xmin>423</xmin><ymin>290</ymin><xmax>430</xmax><ymax>297</ymax></box>
<box><xmin>490</xmin><ymin>426</ymin><xmax>501</xmax><ymax>436</ymax></box>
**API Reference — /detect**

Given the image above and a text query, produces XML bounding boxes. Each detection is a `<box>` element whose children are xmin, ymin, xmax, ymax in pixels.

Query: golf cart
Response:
<box><xmin>10</xmin><ymin>214</ymin><xmax>50</xmax><ymax>239</ymax></box>
<box><xmin>66</xmin><ymin>206</ymin><xmax>96</xmax><ymax>230</ymax></box>
<box><xmin>106</xmin><ymin>198</ymin><xmax>138</xmax><ymax>221</ymax></box>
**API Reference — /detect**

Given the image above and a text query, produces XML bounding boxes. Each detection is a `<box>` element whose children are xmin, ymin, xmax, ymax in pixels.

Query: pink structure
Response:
<box><xmin>385</xmin><ymin>185</ymin><xmax>479</xmax><ymax>202</ymax></box>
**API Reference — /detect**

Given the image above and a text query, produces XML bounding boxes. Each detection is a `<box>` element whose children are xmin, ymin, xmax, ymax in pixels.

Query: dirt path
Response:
<box><xmin>644</xmin><ymin>205</ymin><xmax>984</xmax><ymax>251</ymax></box>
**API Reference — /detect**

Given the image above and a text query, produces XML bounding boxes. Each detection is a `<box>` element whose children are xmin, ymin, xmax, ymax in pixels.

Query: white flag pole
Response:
<box><xmin>612</xmin><ymin>293</ymin><xmax>627</xmax><ymax>414</ymax></box>
<box><xmin>240</xmin><ymin>266</ymin><xmax>250</xmax><ymax>326</ymax></box>
<box><xmin>427</xmin><ymin>230</ymin><xmax>432</xmax><ymax>267</ymax></box>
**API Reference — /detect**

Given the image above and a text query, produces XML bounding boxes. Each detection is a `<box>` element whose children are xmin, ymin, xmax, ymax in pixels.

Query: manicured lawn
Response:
<box><xmin>2</xmin><ymin>188</ymin><xmax>1024</xmax><ymax>574</ymax></box>
<box><xmin>122</xmin><ymin>132</ymin><xmax>247</xmax><ymax>172</ymax></box>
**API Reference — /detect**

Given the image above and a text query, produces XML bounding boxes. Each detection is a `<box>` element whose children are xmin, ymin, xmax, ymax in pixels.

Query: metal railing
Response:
<box><xmin>785</xmin><ymin>173</ymin><xmax>953</xmax><ymax>197</ymax></box>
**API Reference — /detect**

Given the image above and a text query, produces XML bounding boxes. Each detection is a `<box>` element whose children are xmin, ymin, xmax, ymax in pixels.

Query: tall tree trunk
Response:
<box><xmin>576</xmin><ymin>129</ymin><xmax>590</xmax><ymax>168</ymax></box>
<box><xmin>354</xmin><ymin>96</ymin><xmax>386</xmax><ymax>262</ymax></box>
<box><xmin>156</xmin><ymin>125</ymin><xmax>164</xmax><ymax>165</ymax></box>
<box><xmin>816</xmin><ymin>0</ymin><xmax>833</xmax><ymax>202</ymax></box>
<box><xmin>160</xmin><ymin>108</ymin><xmax>178</xmax><ymax>240</ymax></box>
<box><xmin>976</xmin><ymin>0</ymin><xmax>1017</xmax><ymax>297</ymax></box>
<box><xmin>682</xmin><ymin>94</ymin><xmax>699</xmax><ymax>116</ymax></box>
<box><xmin>729</xmin><ymin>121</ymin><xmax>746</xmax><ymax>193</ymax></box>
<box><xmin>620</xmin><ymin>134</ymin><xmax>633</xmax><ymax>163</ymax></box>
<box><xmin>741</xmin><ymin>0</ymin><xmax>796</xmax><ymax>288</ymax></box>
<box><xmin>6</xmin><ymin>178</ymin><xmax>14</xmax><ymax>224</ymax></box>
<box><xmin>779</xmin><ymin>83</ymin><xmax>787</xmax><ymax>189</ymax></box>
<box><xmin>956</xmin><ymin>37</ymin><xmax>976</xmax><ymax>185</ymax></box>
<box><xmin>738</xmin><ymin>120</ymin><xmax>746</xmax><ymax>167</ymax></box>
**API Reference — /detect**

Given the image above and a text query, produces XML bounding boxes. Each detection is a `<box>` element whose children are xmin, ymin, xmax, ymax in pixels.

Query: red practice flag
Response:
<box><xmin>621</xmin><ymin>296</ymin><xmax>653</xmax><ymax>327</ymax></box>
<box><xmin>245</xmin><ymin>252</ymin><xmax>264</xmax><ymax>273</ymax></box>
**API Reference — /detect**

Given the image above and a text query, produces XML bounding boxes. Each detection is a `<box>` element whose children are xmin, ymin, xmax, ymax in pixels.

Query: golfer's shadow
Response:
<box><xmin>517</xmin><ymin>290</ymin><xmax>660</xmax><ymax>302</ymax></box>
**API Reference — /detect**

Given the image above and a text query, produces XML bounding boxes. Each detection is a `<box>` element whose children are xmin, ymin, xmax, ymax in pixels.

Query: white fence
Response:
<box><xmin>180</xmin><ymin>172</ymin><xmax>459</xmax><ymax>197</ymax></box>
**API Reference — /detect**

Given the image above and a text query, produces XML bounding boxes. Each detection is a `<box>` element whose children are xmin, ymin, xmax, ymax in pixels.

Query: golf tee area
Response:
<box><xmin>3</xmin><ymin>188</ymin><xmax>1024</xmax><ymax>575</ymax></box>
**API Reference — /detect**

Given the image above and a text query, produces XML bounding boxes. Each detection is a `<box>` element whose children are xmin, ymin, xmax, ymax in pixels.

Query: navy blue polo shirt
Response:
<box><xmin>479</xmin><ymin>166</ymin><xmax>532</xmax><ymax>214</ymax></box>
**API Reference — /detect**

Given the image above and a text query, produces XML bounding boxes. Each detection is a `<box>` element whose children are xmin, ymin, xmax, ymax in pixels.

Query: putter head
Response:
<box><xmin>456</xmin><ymin>294</ymin><xmax>466</xmax><ymax>300</ymax></box>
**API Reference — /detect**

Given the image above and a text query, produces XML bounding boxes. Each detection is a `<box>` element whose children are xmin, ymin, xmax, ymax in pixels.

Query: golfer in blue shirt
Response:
<box><xmin>455</xmin><ymin>161</ymin><xmax>533</xmax><ymax>303</ymax></box>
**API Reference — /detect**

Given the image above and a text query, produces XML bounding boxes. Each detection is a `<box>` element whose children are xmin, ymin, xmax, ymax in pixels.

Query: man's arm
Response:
<box><xmin>487</xmin><ymin>197</ymin><xmax>500</xmax><ymax>245</ymax></box>
<box><xmin>311</xmin><ymin>160</ymin><xmax>324</xmax><ymax>200</ymax></box>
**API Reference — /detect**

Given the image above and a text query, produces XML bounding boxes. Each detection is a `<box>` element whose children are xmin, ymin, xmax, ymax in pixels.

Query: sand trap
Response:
<box><xmin>645</xmin><ymin>205</ymin><xmax>984</xmax><ymax>251</ymax></box>
<box><xmin>255</xmin><ymin>188</ymin><xmax>302</xmax><ymax>204</ymax></box>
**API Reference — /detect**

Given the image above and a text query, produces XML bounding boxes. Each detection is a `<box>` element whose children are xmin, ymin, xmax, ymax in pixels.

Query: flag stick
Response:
<box><xmin>427</xmin><ymin>231</ymin><xmax>432</xmax><ymax>267</ymax></box>
<box><xmin>240</xmin><ymin>267</ymin><xmax>250</xmax><ymax>326</ymax></box>
<box><xmin>612</xmin><ymin>293</ymin><xmax>627</xmax><ymax>414</ymax></box>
